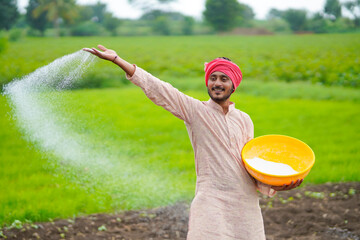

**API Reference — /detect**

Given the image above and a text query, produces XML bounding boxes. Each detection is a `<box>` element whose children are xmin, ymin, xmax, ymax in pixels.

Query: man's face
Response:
<box><xmin>207</xmin><ymin>71</ymin><xmax>234</xmax><ymax>103</ymax></box>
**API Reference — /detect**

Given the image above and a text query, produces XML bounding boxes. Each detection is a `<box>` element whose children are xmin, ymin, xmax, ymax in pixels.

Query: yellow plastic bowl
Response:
<box><xmin>241</xmin><ymin>135</ymin><xmax>315</xmax><ymax>186</ymax></box>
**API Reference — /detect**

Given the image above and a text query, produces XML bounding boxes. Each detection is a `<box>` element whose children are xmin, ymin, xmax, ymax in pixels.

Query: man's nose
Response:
<box><xmin>214</xmin><ymin>78</ymin><xmax>222</xmax><ymax>86</ymax></box>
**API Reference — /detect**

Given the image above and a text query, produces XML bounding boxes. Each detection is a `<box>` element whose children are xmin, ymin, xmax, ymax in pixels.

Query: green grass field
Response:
<box><xmin>1</xmin><ymin>34</ymin><xmax>359</xmax><ymax>88</ymax></box>
<box><xmin>1</xmin><ymin>84</ymin><xmax>359</xmax><ymax>226</ymax></box>
<box><xmin>0</xmin><ymin>34</ymin><xmax>359</xmax><ymax>227</ymax></box>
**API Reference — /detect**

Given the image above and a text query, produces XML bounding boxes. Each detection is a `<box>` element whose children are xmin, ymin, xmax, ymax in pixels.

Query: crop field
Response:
<box><xmin>0</xmin><ymin>34</ymin><xmax>359</xmax><ymax>227</ymax></box>
<box><xmin>0</xmin><ymin>33</ymin><xmax>359</xmax><ymax>88</ymax></box>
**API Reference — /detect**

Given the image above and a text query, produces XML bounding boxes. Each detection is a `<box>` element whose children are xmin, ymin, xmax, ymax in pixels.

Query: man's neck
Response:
<box><xmin>213</xmin><ymin>98</ymin><xmax>231</xmax><ymax>114</ymax></box>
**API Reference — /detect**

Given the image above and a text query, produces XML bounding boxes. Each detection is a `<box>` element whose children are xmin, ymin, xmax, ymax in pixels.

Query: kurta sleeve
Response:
<box><xmin>126</xmin><ymin>66</ymin><xmax>199</xmax><ymax>124</ymax></box>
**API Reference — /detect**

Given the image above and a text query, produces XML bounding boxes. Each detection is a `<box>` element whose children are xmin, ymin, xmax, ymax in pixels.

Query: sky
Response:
<box><xmin>18</xmin><ymin>0</ymin><xmax>348</xmax><ymax>20</ymax></box>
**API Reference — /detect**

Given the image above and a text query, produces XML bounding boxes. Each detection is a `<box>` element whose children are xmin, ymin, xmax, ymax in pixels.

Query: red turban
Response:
<box><xmin>204</xmin><ymin>58</ymin><xmax>243</xmax><ymax>91</ymax></box>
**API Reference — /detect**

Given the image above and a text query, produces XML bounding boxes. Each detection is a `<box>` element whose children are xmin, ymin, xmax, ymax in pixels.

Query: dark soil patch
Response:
<box><xmin>262</xmin><ymin>182</ymin><xmax>360</xmax><ymax>240</ymax></box>
<box><xmin>1</xmin><ymin>182</ymin><xmax>359</xmax><ymax>240</ymax></box>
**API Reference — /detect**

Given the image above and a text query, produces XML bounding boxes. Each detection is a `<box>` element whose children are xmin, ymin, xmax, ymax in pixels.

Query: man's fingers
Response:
<box><xmin>91</xmin><ymin>48</ymin><xmax>105</xmax><ymax>57</ymax></box>
<box><xmin>92</xmin><ymin>47</ymin><xmax>100</xmax><ymax>53</ymax></box>
<box><xmin>82</xmin><ymin>47</ymin><xmax>102</xmax><ymax>55</ymax></box>
<box><xmin>286</xmin><ymin>179</ymin><xmax>302</xmax><ymax>189</ymax></box>
<box><xmin>296</xmin><ymin>179</ymin><xmax>303</xmax><ymax>187</ymax></box>
<box><xmin>98</xmin><ymin>45</ymin><xmax>107</xmax><ymax>51</ymax></box>
<box><xmin>285</xmin><ymin>181</ymin><xmax>294</xmax><ymax>190</ymax></box>
<box><xmin>83</xmin><ymin>48</ymin><xmax>95</xmax><ymax>54</ymax></box>
<box><xmin>271</xmin><ymin>178</ymin><xmax>303</xmax><ymax>191</ymax></box>
<box><xmin>272</xmin><ymin>184</ymin><xmax>286</xmax><ymax>191</ymax></box>
<box><xmin>294</xmin><ymin>179</ymin><xmax>300</xmax><ymax>187</ymax></box>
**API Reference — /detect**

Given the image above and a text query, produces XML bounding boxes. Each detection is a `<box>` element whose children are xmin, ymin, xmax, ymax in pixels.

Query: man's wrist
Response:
<box><xmin>112</xmin><ymin>55</ymin><xmax>118</xmax><ymax>63</ymax></box>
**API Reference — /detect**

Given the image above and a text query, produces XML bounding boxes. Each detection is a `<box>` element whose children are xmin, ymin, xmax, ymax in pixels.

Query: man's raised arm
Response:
<box><xmin>83</xmin><ymin>44</ymin><xmax>200</xmax><ymax>124</ymax></box>
<box><xmin>83</xmin><ymin>45</ymin><xmax>135</xmax><ymax>77</ymax></box>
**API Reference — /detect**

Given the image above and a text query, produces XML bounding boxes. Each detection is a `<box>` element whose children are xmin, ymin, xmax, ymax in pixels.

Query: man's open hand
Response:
<box><xmin>271</xmin><ymin>179</ymin><xmax>303</xmax><ymax>191</ymax></box>
<box><xmin>83</xmin><ymin>45</ymin><xmax>117</xmax><ymax>62</ymax></box>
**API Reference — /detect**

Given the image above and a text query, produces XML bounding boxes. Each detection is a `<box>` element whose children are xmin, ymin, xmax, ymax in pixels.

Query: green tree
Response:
<box><xmin>203</xmin><ymin>0</ymin><xmax>240</xmax><ymax>32</ymax></box>
<box><xmin>13</xmin><ymin>13</ymin><xmax>27</xmax><ymax>28</ymax></box>
<box><xmin>263</xmin><ymin>18</ymin><xmax>291</xmax><ymax>33</ymax></box>
<box><xmin>71</xmin><ymin>21</ymin><xmax>106</xmax><ymax>36</ymax></box>
<box><xmin>267</xmin><ymin>8</ymin><xmax>284</xmax><ymax>19</ymax></box>
<box><xmin>26</xmin><ymin>0</ymin><xmax>48</xmax><ymax>36</ymax></box>
<box><xmin>306</xmin><ymin>12</ymin><xmax>329</xmax><ymax>33</ymax></box>
<box><xmin>282</xmin><ymin>9</ymin><xmax>307</xmax><ymax>32</ymax></box>
<box><xmin>141</xmin><ymin>10</ymin><xmax>189</xmax><ymax>35</ymax></box>
<box><xmin>128</xmin><ymin>0</ymin><xmax>176</xmax><ymax>11</ymax></box>
<box><xmin>91</xmin><ymin>1</ymin><xmax>106</xmax><ymax>23</ymax></box>
<box><xmin>152</xmin><ymin>15</ymin><xmax>170</xmax><ymax>35</ymax></box>
<box><xmin>324</xmin><ymin>0</ymin><xmax>342</xmax><ymax>21</ymax></box>
<box><xmin>237</xmin><ymin>3</ymin><xmax>255</xmax><ymax>27</ymax></box>
<box><xmin>141</xmin><ymin>9</ymin><xmax>184</xmax><ymax>21</ymax></box>
<box><xmin>344</xmin><ymin>0</ymin><xmax>360</xmax><ymax>26</ymax></box>
<box><xmin>182</xmin><ymin>16</ymin><xmax>195</xmax><ymax>35</ymax></box>
<box><xmin>75</xmin><ymin>5</ymin><xmax>93</xmax><ymax>23</ymax></box>
<box><xmin>75</xmin><ymin>2</ymin><xmax>121</xmax><ymax>35</ymax></box>
<box><xmin>33</xmin><ymin>0</ymin><xmax>78</xmax><ymax>36</ymax></box>
<box><xmin>0</xmin><ymin>0</ymin><xmax>19</xmax><ymax>30</ymax></box>
<box><xmin>103</xmin><ymin>12</ymin><xmax>121</xmax><ymax>36</ymax></box>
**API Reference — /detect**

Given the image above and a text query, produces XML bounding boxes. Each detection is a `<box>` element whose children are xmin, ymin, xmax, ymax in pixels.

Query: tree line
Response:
<box><xmin>264</xmin><ymin>0</ymin><xmax>360</xmax><ymax>33</ymax></box>
<box><xmin>0</xmin><ymin>0</ymin><xmax>359</xmax><ymax>38</ymax></box>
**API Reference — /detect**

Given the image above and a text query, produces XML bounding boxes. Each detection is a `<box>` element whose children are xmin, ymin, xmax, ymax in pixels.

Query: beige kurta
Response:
<box><xmin>127</xmin><ymin>66</ymin><xmax>276</xmax><ymax>240</ymax></box>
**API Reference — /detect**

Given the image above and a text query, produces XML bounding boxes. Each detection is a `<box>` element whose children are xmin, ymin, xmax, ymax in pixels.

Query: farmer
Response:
<box><xmin>83</xmin><ymin>45</ymin><xmax>302</xmax><ymax>240</ymax></box>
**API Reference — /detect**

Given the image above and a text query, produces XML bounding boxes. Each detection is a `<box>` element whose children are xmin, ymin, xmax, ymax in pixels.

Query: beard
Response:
<box><xmin>207</xmin><ymin>86</ymin><xmax>234</xmax><ymax>103</ymax></box>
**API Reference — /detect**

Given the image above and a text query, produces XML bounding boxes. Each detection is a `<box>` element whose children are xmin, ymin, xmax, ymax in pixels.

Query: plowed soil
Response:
<box><xmin>1</xmin><ymin>182</ymin><xmax>359</xmax><ymax>240</ymax></box>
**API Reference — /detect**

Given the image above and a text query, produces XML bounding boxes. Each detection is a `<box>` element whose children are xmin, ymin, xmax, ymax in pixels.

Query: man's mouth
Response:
<box><xmin>212</xmin><ymin>87</ymin><xmax>224</xmax><ymax>93</ymax></box>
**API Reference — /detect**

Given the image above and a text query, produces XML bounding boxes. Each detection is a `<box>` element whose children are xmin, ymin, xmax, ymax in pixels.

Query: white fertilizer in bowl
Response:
<box><xmin>246</xmin><ymin>157</ymin><xmax>298</xmax><ymax>176</ymax></box>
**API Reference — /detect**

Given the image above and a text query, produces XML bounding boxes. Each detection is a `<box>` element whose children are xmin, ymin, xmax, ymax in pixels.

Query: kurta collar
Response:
<box><xmin>207</xmin><ymin>99</ymin><xmax>235</xmax><ymax>115</ymax></box>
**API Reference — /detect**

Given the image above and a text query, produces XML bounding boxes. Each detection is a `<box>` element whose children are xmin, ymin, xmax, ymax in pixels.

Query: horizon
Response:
<box><xmin>17</xmin><ymin>0</ymin><xmax>352</xmax><ymax>20</ymax></box>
